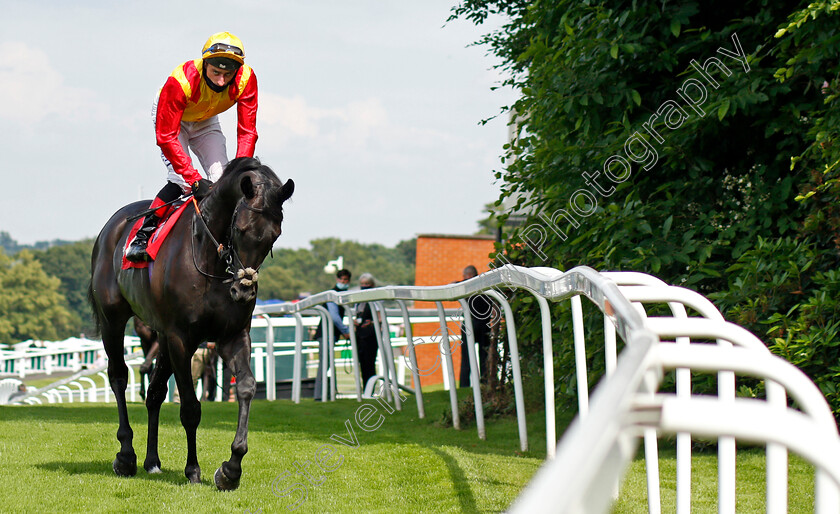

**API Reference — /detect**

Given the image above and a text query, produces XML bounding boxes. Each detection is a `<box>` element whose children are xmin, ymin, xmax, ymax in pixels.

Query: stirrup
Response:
<box><xmin>125</xmin><ymin>239</ymin><xmax>151</xmax><ymax>263</ymax></box>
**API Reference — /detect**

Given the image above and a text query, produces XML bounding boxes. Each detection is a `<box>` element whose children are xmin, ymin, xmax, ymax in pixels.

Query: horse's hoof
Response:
<box><xmin>186</xmin><ymin>465</ymin><xmax>201</xmax><ymax>484</ymax></box>
<box><xmin>143</xmin><ymin>457</ymin><xmax>161</xmax><ymax>473</ymax></box>
<box><xmin>113</xmin><ymin>455</ymin><xmax>137</xmax><ymax>477</ymax></box>
<box><xmin>214</xmin><ymin>466</ymin><xmax>240</xmax><ymax>491</ymax></box>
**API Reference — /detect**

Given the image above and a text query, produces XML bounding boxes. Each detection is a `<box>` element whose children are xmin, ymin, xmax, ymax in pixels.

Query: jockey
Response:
<box><xmin>126</xmin><ymin>31</ymin><xmax>258</xmax><ymax>262</ymax></box>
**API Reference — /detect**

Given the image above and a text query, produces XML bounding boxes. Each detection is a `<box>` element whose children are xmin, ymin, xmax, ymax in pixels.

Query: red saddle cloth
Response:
<box><xmin>121</xmin><ymin>200</ymin><xmax>193</xmax><ymax>270</ymax></box>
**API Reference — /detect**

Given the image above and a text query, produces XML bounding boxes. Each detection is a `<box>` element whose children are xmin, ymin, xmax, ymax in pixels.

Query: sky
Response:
<box><xmin>0</xmin><ymin>0</ymin><xmax>516</xmax><ymax>249</ymax></box>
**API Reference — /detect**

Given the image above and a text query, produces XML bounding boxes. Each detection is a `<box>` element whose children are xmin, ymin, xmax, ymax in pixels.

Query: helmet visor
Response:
<box><xmin>203</xmin><ymin>42</ymin><xmax>244</xmax><ymax>58</ymax></box>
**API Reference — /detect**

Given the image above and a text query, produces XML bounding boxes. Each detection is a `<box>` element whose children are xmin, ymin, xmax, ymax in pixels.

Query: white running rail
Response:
<box><xmin>7</xmin><ymin>351</ymin><xmax>145</xmax><ymax>405</ymax></box>
<box><xmin>504</xmin><ymin>268</ymin><xmax>840</xmax><ymax>513</ymax></box>
<box><xmin>266</xmin><ymin>265</ymin><xmax>840</xmax><ymax>512</ymax></box>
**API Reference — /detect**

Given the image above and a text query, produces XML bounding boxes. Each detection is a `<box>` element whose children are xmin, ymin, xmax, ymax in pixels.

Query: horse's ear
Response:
<box><xmin>240</xmin><ymin>176</ymin><xmax>255</xmax><ymax>199</ymax></box>
<box><xmin>276</xmin><ymin>179</ymin><xmax>295</xmax><ymax>204</ymax></box>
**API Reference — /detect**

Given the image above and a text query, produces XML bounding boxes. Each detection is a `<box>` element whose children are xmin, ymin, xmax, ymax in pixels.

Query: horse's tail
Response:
<box><xmin>87</xmin><ymin>280</ymin><xmax>103</xmax><ymax>338</ymax></box>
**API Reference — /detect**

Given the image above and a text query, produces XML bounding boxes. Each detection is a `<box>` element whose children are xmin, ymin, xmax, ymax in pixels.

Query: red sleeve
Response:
<box><xmin>235</xmin><ymin>71</ymin><xmax>258</xmax><ymax>158</ymax></box>
<box><xmin>156</xmin><ymin>76</ymin><xmax>202</xmax><ymax>185</ymax></box>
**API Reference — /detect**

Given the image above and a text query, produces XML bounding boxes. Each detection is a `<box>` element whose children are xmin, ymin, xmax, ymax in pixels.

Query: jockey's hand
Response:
<box><xmin>192</xmin><ymin>179</ymin><xmax>213</xmax><ymax>200</ymax></box>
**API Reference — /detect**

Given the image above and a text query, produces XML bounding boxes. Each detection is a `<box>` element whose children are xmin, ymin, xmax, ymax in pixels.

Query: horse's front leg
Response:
<box><xmin>214</xmin><ymin>330</ymin><xmax>255</xmax><ymax>491</ymax></box>
<box><xmin>168</xmin><ymin>335</ymin><xmax>203</xmax><ymax>484</ymax></box>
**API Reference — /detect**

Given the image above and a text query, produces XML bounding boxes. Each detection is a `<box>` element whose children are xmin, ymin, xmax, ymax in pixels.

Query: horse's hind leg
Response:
<box><xmin>144</xmin><ymin>340</ymin><xmax>172</xmax><ymax>473</ymax></box>
<box><xmin>214</xmin><ymin>330</ymin><xmax>256</xmax><ymax>491</ymax></box>
<box><xmin>102</xmin><ymin>317</ymin><xmax>137</xmax><ymax>477</ymax></box>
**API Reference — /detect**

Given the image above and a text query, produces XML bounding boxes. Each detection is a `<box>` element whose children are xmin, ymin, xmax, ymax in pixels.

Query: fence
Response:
<box><xmin>4</xmin><ymin>264</ymin><xmax>840</xmax><ymax>512</ymax></box>
<box><xmin>1</xmin><ymin>337</ymin><xmax>142</xmax><ymax>379</ymax></box>
<box><xmin>506</xmin><ymin>268</ymin><xmax>840</xmax><ymax>513</ymax></box>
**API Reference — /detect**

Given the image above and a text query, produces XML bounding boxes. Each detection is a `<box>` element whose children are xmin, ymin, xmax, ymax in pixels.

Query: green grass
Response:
<box><xmin>612</xmin><ymin>443</ymin><xmax>816</xmax><ymax>513</ymax></box>
<box><xmin>0</xmin><ymin>390</ymin><xmax>819</xmax><ymax>513</ymax></box>
<box><xmin>0</xmin><ymin>389</ymin><xmax>549</xmax><ymax>513</ymax></box>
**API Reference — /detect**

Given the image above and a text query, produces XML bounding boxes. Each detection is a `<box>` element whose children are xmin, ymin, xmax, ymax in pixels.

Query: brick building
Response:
<box><xmin>409</xmin><ymin>234</ymin><xmax>496</xmax><ymax>387</ymax></box>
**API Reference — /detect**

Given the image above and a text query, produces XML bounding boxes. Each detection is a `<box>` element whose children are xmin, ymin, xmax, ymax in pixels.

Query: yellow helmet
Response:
<box><xmin>201</xmin><ymin>32</ymin><xmax>245</xmax><ymax>68</ymax></box>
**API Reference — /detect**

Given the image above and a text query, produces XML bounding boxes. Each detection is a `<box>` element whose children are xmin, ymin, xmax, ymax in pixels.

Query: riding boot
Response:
<box><xmin>125</xmin><ymin>213</ymin><xmax>160</xmax><ymax>263</ymax></box>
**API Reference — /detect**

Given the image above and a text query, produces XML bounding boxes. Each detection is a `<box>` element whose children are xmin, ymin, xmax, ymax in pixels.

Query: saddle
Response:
<box><xmin>121</xmin><ymin>200</ymin><xmax>192</xmax><ymax>270</ymax></box>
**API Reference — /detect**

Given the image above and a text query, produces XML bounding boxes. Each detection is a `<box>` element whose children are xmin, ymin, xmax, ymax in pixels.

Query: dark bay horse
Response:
<box><xmin>88</xmin><ymin>157</ymin><xmax>294</xmax><ymax>489</ymax></box>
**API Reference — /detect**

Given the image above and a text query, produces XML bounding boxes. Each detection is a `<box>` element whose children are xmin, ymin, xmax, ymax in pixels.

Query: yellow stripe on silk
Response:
<box><xmin>170</xmin><ymin>60</ymin><xmax>200</xmax><ymax>99</ymax></box>
<box><xmin>236</xmin><ymin>65</ymin><xmax>252</xmax><ymax>99</ymax></box>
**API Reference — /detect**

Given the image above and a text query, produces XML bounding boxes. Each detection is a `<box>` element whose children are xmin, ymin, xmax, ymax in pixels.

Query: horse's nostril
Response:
<box><xmin>230</xmin><ymin>283</ymin><xmax>256</xmax><ymax>302</ymax></box>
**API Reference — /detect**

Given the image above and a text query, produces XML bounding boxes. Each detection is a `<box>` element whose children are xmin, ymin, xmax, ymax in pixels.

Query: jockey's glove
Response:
<box><xmin>192</xmin><ymin>179</ymin><xmax>213</xmax><ymax>200</ymax></box>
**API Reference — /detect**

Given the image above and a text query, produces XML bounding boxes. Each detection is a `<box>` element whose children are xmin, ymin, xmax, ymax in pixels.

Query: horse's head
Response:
<box><xmin>209</xmin><ymin>157</ymin><xmax>295</xmax><ymax>303</ymax></box>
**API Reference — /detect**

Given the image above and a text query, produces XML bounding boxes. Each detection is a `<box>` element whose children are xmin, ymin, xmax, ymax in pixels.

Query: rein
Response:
<box><xmin>191</xmin><ymin>195</ymin><xmax>265</xmax><ymax>284</ymax></box>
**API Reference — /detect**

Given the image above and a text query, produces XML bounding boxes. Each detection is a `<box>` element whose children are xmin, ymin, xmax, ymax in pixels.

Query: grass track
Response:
<box><xmin>613</xmin><ymin>445</ymin><xmax>815</xmax><ymax>513</ymax></box>
<box><xmin>0</xmin><ymin>390</ymin><xmax>550</xmax><ymax>513</ymax></box>
<box><xmin>0</xmin><ymin>389</ymin><xmax>817</xmax><ymax>513</ymax></box>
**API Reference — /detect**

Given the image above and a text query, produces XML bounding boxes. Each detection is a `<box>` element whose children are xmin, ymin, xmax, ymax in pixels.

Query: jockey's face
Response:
<box><xmin>205</xmin><ymin>64</ymin><xmax>236</xmax><ymax>88</ymax></box>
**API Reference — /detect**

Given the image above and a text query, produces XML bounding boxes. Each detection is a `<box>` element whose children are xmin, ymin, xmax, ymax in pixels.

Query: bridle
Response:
<box><xmin>190</xmin><ymin>187</ymin><xmax>274</xmax><ymax>284</ymax></box>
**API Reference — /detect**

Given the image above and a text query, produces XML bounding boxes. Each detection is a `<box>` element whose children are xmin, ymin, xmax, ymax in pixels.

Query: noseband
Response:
<box><xmin>191</xmin><ymin>191</ymin><xmax>271</xmax><ymax>284</ymax></box>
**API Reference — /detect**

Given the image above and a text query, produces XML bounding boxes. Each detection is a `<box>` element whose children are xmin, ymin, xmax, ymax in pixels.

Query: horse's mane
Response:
<box><xmin>212</xmin><ymin>157</ymin><xmax>288</xmax><ymax>220</ymax></box>
<box><xmin>214</xmin><ymin>156</ymin><xmax>264</xmax><ymax>187</ymax></box>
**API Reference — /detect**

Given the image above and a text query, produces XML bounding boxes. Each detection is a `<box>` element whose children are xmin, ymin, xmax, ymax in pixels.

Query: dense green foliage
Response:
<box><xmin>452</xmin><ymin>1</ymin><xmax>840</xmax><ymax>415</ymax></box>
<box><xmin>31</xmin><ymin>239</ymin><xmax>96</xmax><ymax>337</ymax></box>
<box><xmin>0</xmin><ymin>249</ymin><xmax>74</xmax><ymax>344</ymax></box>
<box><xmin>259</xmin><ymin>238</ymin><xmax>416</xmax><ymax>301</ymax></box>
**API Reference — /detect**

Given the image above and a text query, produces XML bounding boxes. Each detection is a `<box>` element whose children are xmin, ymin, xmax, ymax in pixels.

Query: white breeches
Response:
<box><xmin>152</xmin><ymin>98</ymin><xmax>229</xmax><ymax>191</ymax></box>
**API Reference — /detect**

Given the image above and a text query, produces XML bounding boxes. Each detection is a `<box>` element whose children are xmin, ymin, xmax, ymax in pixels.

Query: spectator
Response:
<box><xmin>203</xmin><ymin>345</ymin><xmax>220</xmax><ymax>401</ymax></box>
<box><xmin>191</xmin><ymin>342</ymin><xmax>216</xmax><ymax>400</ymax></box>
<box><xmin>314</xmin><ymin>269</ymin><xmax>352</xmax><ymax>401</ymax></box>
<box><xmin>220</xmin><ymin>363</ymin><xmax>235</xmax><ymax>402</ymax></box>
<box><xmin>459</xmin><ymin>265</ymin><xmax>495</xmax><ymax>388</ymax></box>
<box><xmin>354</xmin><ymin>273</ymin><xmax>381</xmax><ymax>392</ymax></box>
<box><xmin>8</xmin><ymin>384</ymin><xmax>28</xmax><ymax>402</ymax></box>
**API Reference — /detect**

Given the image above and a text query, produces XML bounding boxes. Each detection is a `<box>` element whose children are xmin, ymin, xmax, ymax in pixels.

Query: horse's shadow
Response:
<box><xmin>35</xmin><ymin>460</ymin><xmax>203</xmax><ymax>486</ymax></box>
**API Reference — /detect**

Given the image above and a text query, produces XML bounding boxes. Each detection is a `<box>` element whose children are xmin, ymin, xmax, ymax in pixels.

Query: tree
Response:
<box><xmin>31</xmin><ymin>239</ymin><xmax>95</xmax><ymax>336</ymax></box>
<box><xmin>713</xmin><ymin>1</ymin><xmax>840</xmax><ymax>413</ymax></box>
<box><xmin>258</xmin><ymin>238</ymin><xmax>416</xmax><ymax>301</ymax></box>
<box><xmin>0</xmin><ymin>231</ymin><xmax>76</xmax><ymax>254</ymax></box>
<box><xmin>257</xmin><ymin>266</ymin><xmax>311</xmax><ymax>301</ymax></box>
<box><xmin>0</xmin><ymin>249</ymin><xmax>74</xmax><ymax>344</ymax></box>
<box><xmin>0</xmin><ymin>232</ymin><xmax>21</xmax><ymax>254</ymax></box>
<box><xmin>394</xmin><ymin>238</ymin><xmax>417</xmax><ymax>268</ymax></box>
<box><xmin>452</xmin><ymin>0</ymin><xmax>840</xmax><ymax>414</ymax></box>
<box><xmin>475</xmin><ymin>201</ymin><xmax>505</xmax><ymax>236</ymax></box>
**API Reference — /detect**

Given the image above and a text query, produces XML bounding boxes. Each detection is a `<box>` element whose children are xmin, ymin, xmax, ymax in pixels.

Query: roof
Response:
<box><xmin>416</xmin><ymin>233</ymin><xmax>496</xmax><ymax>241</ymax></box>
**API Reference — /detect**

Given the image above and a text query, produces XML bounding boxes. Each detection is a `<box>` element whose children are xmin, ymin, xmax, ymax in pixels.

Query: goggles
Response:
<box><xmin>203</xmin><ymin>43</ymin><xmax>244</xmax><ymax>57</ymax></box>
